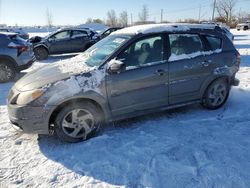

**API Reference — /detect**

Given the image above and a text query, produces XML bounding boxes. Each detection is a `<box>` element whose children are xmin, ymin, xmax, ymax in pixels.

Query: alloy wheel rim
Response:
<box><xmin>208</xmin><ymin>83</ymin><xmax>227</xmax><ymax>106</ymax></box>
<box><xmin>62</xmin><ymin>109</ymin><xmax>95</xmax><ymax>139</ymax></box>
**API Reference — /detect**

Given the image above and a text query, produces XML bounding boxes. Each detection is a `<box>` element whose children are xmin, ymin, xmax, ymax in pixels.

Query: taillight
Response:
<box><xmin>8</xmin><ymin>42</ymin><xmax>28</xmax><ymax>55</ymax></box>
<box><xmin>18</xmin><ymin>46</ymin><xmax>28</xmax><ymax>52</ymax></box>
<box><xmin>236</xmin><ymin>53</ymin><xmax>241</xmax><ymax>66</ymax></box>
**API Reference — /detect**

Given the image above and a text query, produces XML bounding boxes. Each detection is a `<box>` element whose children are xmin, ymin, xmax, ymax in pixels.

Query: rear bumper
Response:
<box><xmin>16</xmin><ymin>56</ymin><xmax>36</xmax><ymax>71</ymax></box>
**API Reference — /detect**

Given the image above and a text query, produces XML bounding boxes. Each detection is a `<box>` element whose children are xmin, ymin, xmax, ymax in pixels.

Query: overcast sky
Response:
<box><xmin>0</xmin><ymin>0</ymin><xmax>249</xmax><ymax>26</ymax></box>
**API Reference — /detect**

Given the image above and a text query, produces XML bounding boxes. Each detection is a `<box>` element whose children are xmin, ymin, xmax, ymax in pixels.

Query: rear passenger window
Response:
<box><xmin>205</xmin><ymin>36</ymin><xmax>222</xmax><ymax>51</ymax></box>
<box><xmin>169</xmin><ymin>34</ymin><xmax>203</xmax><ymax>56</ymax></box>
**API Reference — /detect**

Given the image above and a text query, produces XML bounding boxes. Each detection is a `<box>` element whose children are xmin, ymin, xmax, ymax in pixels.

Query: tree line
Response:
<box><xmin>85</xmin><ymin>5</ymin><xmax>150</xmax><ymax>27</ymax></box>
<box><xmin>46</xmin><ymin>1</ymin><xmax>250</xmax><ymax>28</ymax></box>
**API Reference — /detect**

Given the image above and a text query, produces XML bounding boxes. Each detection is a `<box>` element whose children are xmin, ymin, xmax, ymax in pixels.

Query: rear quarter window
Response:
<box><xmin>205</xmin><ymin>36</ymin><xmax>222</xmax><ymax>51</ymax></box>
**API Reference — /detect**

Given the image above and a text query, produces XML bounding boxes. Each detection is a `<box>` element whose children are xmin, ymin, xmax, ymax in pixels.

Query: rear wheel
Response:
<box><xmin>0</xmin><ymin>62</ymin><xmax>16</xmax><ymax>83</ymax></box>
<box><xmin>34</xmin><ymin>47</ymin><xmax>48</xmax><ymax>60</ymax></box>
<box><xmin>54</xmin><ymin>102</ymin><xmax>103</xmax><ymax>143</ymax></box>
<box><xmin>84</xmin><ymin>43</ymin><xmax>94</xmax><ymax>51</ymax></box>
<box><xmin>202</xmin><ymin>78</ymin><xmax>230</xmax><ymax>110</ymax></box>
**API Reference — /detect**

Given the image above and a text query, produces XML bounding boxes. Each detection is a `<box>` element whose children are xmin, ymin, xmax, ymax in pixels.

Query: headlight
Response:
<box><xmin>16</xmin><ymin>89</ymin><xmax>45</xmax><ymax>105</ymax></box>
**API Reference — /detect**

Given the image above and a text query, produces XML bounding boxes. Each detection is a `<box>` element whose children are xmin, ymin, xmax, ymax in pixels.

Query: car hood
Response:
<box><xmin>15</xmin><ymin>55</ymin><xmax>95</xmax><ymax>91</ymax></box>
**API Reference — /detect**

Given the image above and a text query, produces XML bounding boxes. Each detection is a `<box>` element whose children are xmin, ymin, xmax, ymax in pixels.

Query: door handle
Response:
<box><xmin>204</xmin><ymin>59</ymin><xmax>212</xmax><ymax>63</ymax></box>
<box><xmin>155</xmin><ymin>69</ymin><xmax>166</xmax><ymax>76</ymax></box>
<box><xmin>202</xmin><ymin>59</ymin><xmax>212</xmax><ymax>67</ymax></box>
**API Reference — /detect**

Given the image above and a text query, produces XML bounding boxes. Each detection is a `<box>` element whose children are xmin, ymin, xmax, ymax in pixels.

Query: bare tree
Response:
<box><xmin>46</xmin><ymin>8</ymin><xmax>53</xmax><ymax>28</ymax></box>
<box><xmin>93</xmin><ymin>19</ymin><xmax>104</xmax><ymax>24</ymax></box>
<box><xmin>119</xmin><ymin>11</ymin><xmax>128</xmax><ymax>27</ymax></box>
<box><xmin>86</xmin><ymin>18</ymin><xmax>93</xmax><ymax>24</ymax></box>
<box><xmin>216</xmin><ymin>0</ymin><xmax>237</xmax><ymax>24</ymax></box>
<box><xmin>86</xmin><ymin>18</ymin><xmax>104</xmax><ymax>24</ymax></box>
<box><xmin>138</xmin><ymin>5</ymin><xmax>149</xmax><ymax>23</ymax></box>
<box><xmin>107</xmin><ymin>10</ymin><xmax>117</xmax><ymax>26</ymax></box>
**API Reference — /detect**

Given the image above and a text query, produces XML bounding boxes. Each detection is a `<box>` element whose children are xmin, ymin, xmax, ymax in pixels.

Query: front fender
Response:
<box><xmin>33</xmin><ymin>43</ymin><xmax>49</xmax><ymax>50</ymax></box>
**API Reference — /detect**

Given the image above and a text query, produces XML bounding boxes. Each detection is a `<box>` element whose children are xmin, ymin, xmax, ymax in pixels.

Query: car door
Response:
<box><xmin>168</xmin><ymin>33</ymin><xmax>213</xmax><ymax>104</ymax></box>
<box><xmin>48</xmin><ymin>30</ymin><xmax>72</xmax><ymax>54</ymax></box>
<box><xmin>70</xmin><ymin>30</ymin><xmax>90</xmax><ymax>53</ymax></box>
<box><xmin>106</xmin><ymin>34</ymin><xmax>169</xmax><ymax>118</ymax></box>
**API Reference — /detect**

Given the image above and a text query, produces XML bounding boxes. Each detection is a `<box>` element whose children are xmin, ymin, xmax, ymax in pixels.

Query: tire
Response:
<box><xmin>0</xmin><ymin>61</ymin><xmax>16</xmax><ymax>83</ymax></box>
<box><xmin>54</xmin><ymin>101</ymin><xmax>103</xmax><ymax>143</ymax></box>
<box><xmin>34</xmin><ymin>47</ymin><xmax>48</xmax><ymax>60</ymax></box>
<box><xmin>84</xmin><ymin>43</ymin><xmax>93</xmax><ymax>51</ymax></box>
<box><xmin>201</xmin><ymin>78</ymin><xmax>230</xmax><ymax>110</ymax></box>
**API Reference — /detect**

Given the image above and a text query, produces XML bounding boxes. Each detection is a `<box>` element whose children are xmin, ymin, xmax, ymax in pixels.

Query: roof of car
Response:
<box><xmin>112</xmin><ymin>23</ymin><xmax>220</xmax><ymax>35</ymax></box>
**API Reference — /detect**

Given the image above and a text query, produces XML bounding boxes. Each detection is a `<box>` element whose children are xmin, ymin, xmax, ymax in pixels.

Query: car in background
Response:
<box><xmin>30</xmin><ymin>28</ymin><xmax>98</xmax><ymax>60</ymax></box>
<box><xmin>236</xmin><ymin>22</ymin><xmax>250</xmax><ymax>31</ymax></box>
<box><xmin>0</xmin><ymin>32</ymin><xmax>35</xmax><ymax>82</ymax></box>
<box><xmin>7</xmin><ymin>24</ymin><xmax>240</xmax><ymax>142</ymax></box>
<box><xmin>75</xmin><ymin>27</ymin><xmax>100</xmax><ymax>40</ymax></box>
<box><xmin>99</xmin><ymin>27</ymin><xmax>123</xmax><ymax>39</ymax></box>
<box><xmin>0</xmin><ymin>28</ymin><xmax>29</xmax><ymax>39</ymax></box>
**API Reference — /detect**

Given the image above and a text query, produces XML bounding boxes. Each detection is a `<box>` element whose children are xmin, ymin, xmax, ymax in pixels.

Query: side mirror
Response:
<box><xmin>48</xmin><ymin>37</ymin><xmax>54</xmax><ymax>43</ymax></box>
<box><xmin>107</xmin><ymin>59</ymin><xmax>125</xmax><ymax>74</ymax></box>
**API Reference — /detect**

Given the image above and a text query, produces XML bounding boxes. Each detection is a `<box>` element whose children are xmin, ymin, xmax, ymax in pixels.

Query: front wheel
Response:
<box><xmin>34</xmin><ymin>47</ymin><xmax>48</xmax><ymax>60</ymax></box>
<box><xmin>54</xmin><ymin>102</ymin><xmax>103</xmax><ymax>143</ymax></box>
<box><xmin>202</xmin><ymin>78</ymin><xmax>230</xmax><ymax>110</ymax></box>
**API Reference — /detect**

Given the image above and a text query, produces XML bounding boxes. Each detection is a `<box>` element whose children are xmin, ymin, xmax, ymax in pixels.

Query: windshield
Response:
<box><xmin>82</xmin><ymin>35</ymin><xmax>131</xmax><ymax>67</ymax></box>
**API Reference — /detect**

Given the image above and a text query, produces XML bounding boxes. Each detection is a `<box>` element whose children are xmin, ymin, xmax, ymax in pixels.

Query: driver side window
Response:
<box><xmin>52</xmin><ymin>31</ymin><xmax>71</xmax><ymax>40</ymax></box>
<box><xmin>117</xmin><ymin>35</ymin><xmax>164</xmax><ymax>69</ymax></box>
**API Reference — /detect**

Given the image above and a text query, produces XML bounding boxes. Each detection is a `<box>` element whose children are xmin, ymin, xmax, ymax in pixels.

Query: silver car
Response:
<box><xmin>0</xmin><ymin>32</ymin><xmax>35</xmax><ymax>82</ymax></box>
<box><xmin>7</xmin><ymin>24</ymin><xmax>240</xmax><ymax>142</ymax></box>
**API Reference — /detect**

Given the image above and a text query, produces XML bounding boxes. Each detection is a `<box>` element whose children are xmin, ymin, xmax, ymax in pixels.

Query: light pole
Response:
<box><xmin>212</xmin><ymin>0</ymin><xmax>216</xmax><ymax>21</ymax></box>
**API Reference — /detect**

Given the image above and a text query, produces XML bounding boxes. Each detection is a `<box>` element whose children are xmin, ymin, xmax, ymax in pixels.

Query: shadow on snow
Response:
<box><xmin>38</xmin><ymin>87</ymin><xmax>250</xmax><ymax>187</ymax></box>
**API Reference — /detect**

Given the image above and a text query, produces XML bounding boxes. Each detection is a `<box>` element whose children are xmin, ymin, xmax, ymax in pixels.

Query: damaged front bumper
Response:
<box><xmin>7</xmin><ymin>104</ymin><xmax>52</xmax><ymax>134</ymax></box>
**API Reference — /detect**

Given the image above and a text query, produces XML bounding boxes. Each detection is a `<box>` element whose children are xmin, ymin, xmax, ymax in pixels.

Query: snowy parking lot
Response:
<box><xmin>0</xmin><ymin>29</ymin><xmax>250</xmax><ymax>187</ymax></box>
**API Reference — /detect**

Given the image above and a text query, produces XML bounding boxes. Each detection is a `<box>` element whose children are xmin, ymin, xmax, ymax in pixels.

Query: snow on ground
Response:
<box><xmin>0</xmin><ymin>30</ymin><xmax>250</xmax><ymax>188</ymax></box>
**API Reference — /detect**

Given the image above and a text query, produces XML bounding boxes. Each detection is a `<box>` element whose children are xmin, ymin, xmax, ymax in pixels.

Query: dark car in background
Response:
<box><xmin>30</xmin><ymin>28</ymin><xmax>98</xmax><ymax>60</ymax></box>
<box><xmin>0</xmin><ymin>32</ymin><xmax>35</xmax><ymax>82</ymax></box>
<box><xmin>7</xmin><ymin>24</ymin><xmax>240</xmax><ymax>142</ymax></box>
<box><xmin>0</xmin><ymin>28</ymin><xmax>29</xmax><ymax>39</ymax></box>
<box><xmin>99</xmin><ymin>27</ymin><xmax>123</xmax><ymax>39</ymax></box>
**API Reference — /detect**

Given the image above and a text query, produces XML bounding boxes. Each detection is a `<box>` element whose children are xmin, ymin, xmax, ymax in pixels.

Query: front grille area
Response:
<box><xmin>10</xmin><ymin>120</ymin><xmax>23</xmax><ymax>130</ymax></box>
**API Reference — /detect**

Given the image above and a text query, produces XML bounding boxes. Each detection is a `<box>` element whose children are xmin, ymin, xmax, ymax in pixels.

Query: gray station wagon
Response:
<box><xmin>7</xmin><ymin>24</ymin><xmax>240</xmax><ymax>142</ymax></box>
